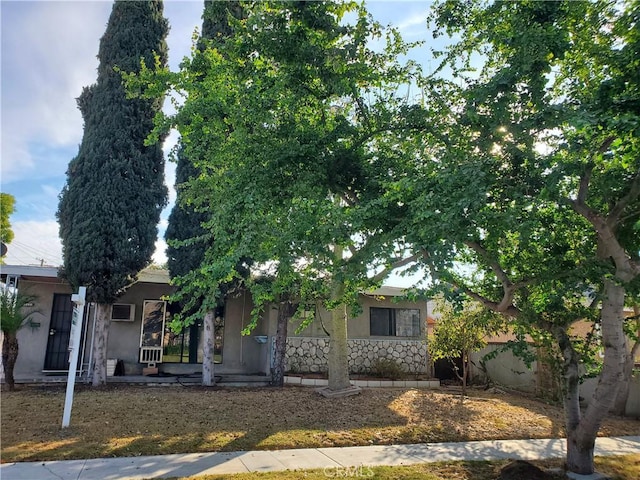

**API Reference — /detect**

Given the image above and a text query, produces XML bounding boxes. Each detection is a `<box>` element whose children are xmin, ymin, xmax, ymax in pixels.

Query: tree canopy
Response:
<box><xmin>128</xmin><ymin>0</ymin><xmax>638</xmax><ymax>469</ymax></box>
<box><xmin>165</xmin><ymin>1</ymin><xmax>245</xmax><ymax>287</ymax></box>
<box><xmin>133</xmin><ymin>0</ymin><xmax>423</xmax><ymax>391</ymax></box>
<box><xmin>0</xmin><ymin>193</ymin><xmax>15</xmax><ymax>247</ymax></box>
<box><xmin>57</xmin><ymin>0</ymin><xmax>169</xmax><ymax>386</ymax></box>
<box><xmin>57</xmin><ymin>0</ymin><xmax>169</xmax><ymax>303</ymax></box>
<box><xmin>396</xmin><ymin>0</ymin><xmax>639</xmax><ymax>473</ymax></box>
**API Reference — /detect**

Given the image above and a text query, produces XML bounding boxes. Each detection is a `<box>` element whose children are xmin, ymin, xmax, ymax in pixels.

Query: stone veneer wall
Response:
<box><xmin>285</xmin><ymin>337</ymin><xmax>429</xmax><ymax>374</ymax></box>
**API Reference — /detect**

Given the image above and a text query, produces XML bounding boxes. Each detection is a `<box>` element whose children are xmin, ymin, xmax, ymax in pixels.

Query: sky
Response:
<box><xmin>0</xmin><ymin>0</ymin><xmax>435</xmax><ymax>285</ymax></box>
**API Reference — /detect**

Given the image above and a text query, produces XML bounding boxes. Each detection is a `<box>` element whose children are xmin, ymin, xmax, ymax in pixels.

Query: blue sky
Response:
<box><xmin>1</xmin><ymin>0</ymin><xmax>435</xmax><ymax>284</ymax></box>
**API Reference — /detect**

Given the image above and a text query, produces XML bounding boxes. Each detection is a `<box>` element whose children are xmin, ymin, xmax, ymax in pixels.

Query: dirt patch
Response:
<box><xmin>497</xmin><ymin>460</ymin><xmax>562</xmax><ymax>480</ymax></box>
<box><xmin>1</xmin><ymin>384</ymin><xmax>638</xmax><ymax>463</ymax></box>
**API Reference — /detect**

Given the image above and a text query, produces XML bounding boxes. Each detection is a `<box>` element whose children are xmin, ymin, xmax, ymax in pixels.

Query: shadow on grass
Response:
<box><xmin>1</xmin><ymin>384</ymin><xmax>637</xmax><ymax>464</ymax></box>
<box><xmin>1</xmin><ymin>384</ymin><xmax>407</xmax><ymax>462</ymax></box>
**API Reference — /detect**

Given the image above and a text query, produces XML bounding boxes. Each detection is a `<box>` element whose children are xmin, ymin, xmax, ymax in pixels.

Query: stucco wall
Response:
<box><xmin>214</xmin><ymin>290</ymin><xmax>266</xmax><ymax>375</ymax></box>
<box><xmin>117</xmin><ymin>288</ymin><xmax>265</xmax><ymax>375</ymax></box>
<box><xmin>470</xmin><ymin>344</ymin><xmax>538</xmax><ymax>393</ymax></box>
<box><xmin>285</xmin><ymin>295</ymin><xmax>429</xmax><ymax>339</ymax></box>
<box><xmin>261</xmin><ymin>293</ymin><xmax>430</xmax><ymax>376</ymax></box>
<box><xmin>105</xmin><ymin>282</ymin><xmax>175</xmax><ymax>374</ymax></box>
<box><xmin>470</xmin><ymin>345</ymin><xmax>640</xmax><ymax>417</ymax></box>
<box><xmin>5</xmin><ymin>275</ymin><xmax>270</xmax><ymax>378</ymax></box>
<box><xmin>580</xmin><ymin>374</ymin><xmax>640</xmax><ymax>417</ymax></box>
<box><xmin>11</xmin><ymin>279</ymin><xmax>73</xmax><ymax>377</ymax></box>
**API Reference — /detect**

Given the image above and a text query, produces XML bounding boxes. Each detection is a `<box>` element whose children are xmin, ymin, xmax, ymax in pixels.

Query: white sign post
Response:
<box><xmin>62</xmin><ymin>286</ymin><xmax>87</xmax><ymax>428</ymax></box>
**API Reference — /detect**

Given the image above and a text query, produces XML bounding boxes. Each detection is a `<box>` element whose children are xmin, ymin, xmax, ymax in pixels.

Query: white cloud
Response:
<box><xmin>3</xmin><ymin>220</ymin><xmax>62</xmax><ymax>267</ymax></box>
<box><xmin>396</xmin><ymin>12</ymin><xmax>429</xmax><ymax>36</ymax></box>
<box><xmin>152</xmin><ymin>238</ymin><xmax>168</xmax><ymax>266</ymax></box>
<box><xmin>3</xmin><ymin>219</ymin><xmax>171</xmax><ymax>270</ymax></box>
<box><xmin>1</xmin><ymin>2</ymin><xmax>111</xmax><ymax>184</ymax></box>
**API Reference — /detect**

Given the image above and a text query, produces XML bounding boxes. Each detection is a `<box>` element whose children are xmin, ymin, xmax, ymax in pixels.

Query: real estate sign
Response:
<box><xmin>62</xmin><ymin>286</ymin><xmax>87</xmax><ymax>428</ymax></box>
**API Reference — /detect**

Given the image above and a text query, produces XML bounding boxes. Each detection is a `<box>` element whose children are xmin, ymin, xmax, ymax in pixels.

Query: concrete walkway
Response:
<box><xmin>2</xmin><ymin>436</ymin><xmax>639</xmax><ymax>480</ymax></box>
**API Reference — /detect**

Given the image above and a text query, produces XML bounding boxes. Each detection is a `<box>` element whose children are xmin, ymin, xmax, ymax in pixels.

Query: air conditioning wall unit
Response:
<box><xmin>111</xmin><ymin>304</ymin><xmax>135</xmax><ymax>322</ymax></box>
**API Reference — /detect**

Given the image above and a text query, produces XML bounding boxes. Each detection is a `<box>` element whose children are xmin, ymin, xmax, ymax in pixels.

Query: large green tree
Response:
<box><xmin>399</xmin><ymin>0</ymin><xmax>639</xmax><ymax>474</ymax></box>
<box><xmin>1</xmin><ymin>193</ymin><xmax>15</xmax><ymax>261</ymax></box>
<box><xmin>57</xmin><ymin>0</ymin><xmax>168</xmax><ymax>386</ymax></box>
<box><xmin>165</xmin><ymin>0</ymin><xmax>244</xmax><ymax>386</ymax></box>
<box><xmin>135</xmin><ymin>1</ymin><xmax>421</xmax><ymax>394</ymax></box>
<box><xmin>0</xmin><ymin>193</ymin><xmax>15</xmax><ymax>247</ymax></box>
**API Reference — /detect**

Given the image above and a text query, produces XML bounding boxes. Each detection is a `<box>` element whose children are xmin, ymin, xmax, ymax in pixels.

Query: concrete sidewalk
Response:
<box><xmin>2</xmin><ymin>436</ymin><xmax>639</xmax><ymax>480</ymax></box>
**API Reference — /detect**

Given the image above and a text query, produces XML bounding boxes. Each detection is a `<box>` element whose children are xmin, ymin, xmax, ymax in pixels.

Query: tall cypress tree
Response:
<box><xmin>166</xmin><ymin>0</ymin><xmax>243</xmax><ymax>281</ymax></box>
<box><xmin>165</xmin><ymin>147</ymin><xmax>209</xmax><ymax>365</ymax></box>
<box><xmin>165</xmin><ymin>0</ymin><xmax>243</xmax><ymax>385</ymax></box>
<box><xmin>57</xmin><ymin>0</ymin><xmax>168</xmax><ymax>386</ymax></box>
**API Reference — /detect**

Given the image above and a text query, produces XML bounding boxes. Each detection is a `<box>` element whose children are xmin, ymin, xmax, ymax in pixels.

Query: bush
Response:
<box><xmin>370</xmin><ymin>357</ymin><xmax>405</xmax><ymax>380</ymax></box>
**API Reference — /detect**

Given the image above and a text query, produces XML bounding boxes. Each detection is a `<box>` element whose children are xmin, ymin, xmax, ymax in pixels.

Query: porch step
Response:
<box><xmin>217</xmin><ymin>374</ymin><xmax>271</xmax><ymax>387</ymax></box>
<box><xmin>9</xmin><ymin>373</ymin><xmax>272</xmax><ymax>386</ymax></box>
<box><xmin>106</xmin><ymin>373</ymin><xmax>271</xmax><ymax>386</ymax></box>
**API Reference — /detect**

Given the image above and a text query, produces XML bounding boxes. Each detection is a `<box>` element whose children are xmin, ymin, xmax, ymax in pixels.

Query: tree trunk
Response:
<box><xmin>461</xmin><ymin>351</ymin><xmax>468</xmax><ymax>401</ymax></box>
<box><xmin>565</xmin><ymin>278</ymin><xmax>627</xmax><ymax>474</ymax></box>
<box><xmin>327</xmin><ymin>275</ymin><xmax>351</xmax><ymax>392</ymax></box>
<box><xmin>2</xmin><ymin>332</ymin><xmax>19</xmax><ymax>391</ymax></box>
<box><xmin>554</xmin><ymin>326</ymin><xmax>589</xmax><ymax>472</ymax></box>
<box><xmin>566</xmin><ymin>426</ymin><xmax>596</xmax><ymax>475</ymax></box>
<box><xmin>611</xmin><ymin>338</ymin><xmax>637</xmax><ymax>416</ymax></box>
<box><xmin>611</xmin><ymin>304</ymin><xmax>639</xmax><ymax>416</ymax></box>
<box><xmin>271</xmin><ymin>301</ymin><xmax>295</xmax><ymax>387</ymax></box>
<box><xmin>91</xmin><ymin>303</ymin><xmax>111</xmax><ymax>387</ymax></box>
<box><xmin>202</xmin><ymin>309</ymin><xmax>216</xmax><ymax>386</ymax></box>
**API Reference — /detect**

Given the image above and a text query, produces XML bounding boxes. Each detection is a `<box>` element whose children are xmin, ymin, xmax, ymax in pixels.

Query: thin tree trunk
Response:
<box><xmin>271</xmin><ymin>301</ymin><xmax>295</xmax><ymax>387</ymax></box>
<box><xmin>91</xmin><ymin>303</ymin><xmax>111</xmax><ymax>387</ymax></box>
<box><xmin>461</xmin><ymin>351</ymin><xmax>468</xmax><ymax>401</ymax></box>
<box><xmin>327</xmin><ymin>266</ymin><xmax>351</xmax><ymax>392</ymax></box>
<box><xmin>565</xmin><ymin>278</ymin><xmax>626</xmax><ymax>474</ymax></box>
<box><xmin>554</xmin><ymin>326</ymin><xmax>586</xmax><ymax>472</ymax></box>
<box><xmin>611</xmin><ymin>304</ymin><xmax>639</xmax><ymax>416</ymax></box>
<box><xmin>611</xmin><ymin>338</ymin><xmax>637</xmax><ymax>416</ymax></box>
<box><xmin>202</xmin><ymin>309</ymin><xmax>215</xmax><ymax>386</ymax></box>
<box><xmin>2</xmin><ymin>332</ymin><xmax>18</xmax><ymax>391</ymax></box>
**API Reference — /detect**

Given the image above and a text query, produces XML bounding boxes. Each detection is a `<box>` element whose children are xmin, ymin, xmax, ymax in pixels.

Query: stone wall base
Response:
<box><xmin>285</xmin><ymin>337</ymin><xmax>429</xmax><ymax>375</ymax></box>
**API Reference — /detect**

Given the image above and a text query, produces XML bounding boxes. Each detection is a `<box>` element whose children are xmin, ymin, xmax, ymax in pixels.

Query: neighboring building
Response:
<box><xmin>0</xmin><ymin>266</ymin><xmax>431</xmax><ymax>380</ymax></box>
<box><xmin>466</xmin><ymin>319</ymin><xmax>640</xmax><ymax>416</ymax></box>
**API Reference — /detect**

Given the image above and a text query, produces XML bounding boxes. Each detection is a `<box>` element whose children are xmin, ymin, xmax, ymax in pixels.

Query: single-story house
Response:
<box><xmin>0</xmin><ymin>265</ymin><xmax>432</xmax><ymax>381</ymax></box>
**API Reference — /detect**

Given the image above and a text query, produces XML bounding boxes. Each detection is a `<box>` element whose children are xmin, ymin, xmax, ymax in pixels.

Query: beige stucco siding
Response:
<box><xmin>216</xmin><ymin>291</ymin><xmax>266</xmax><ymax>374</ymax></box>
<box><xmin>12</xmin><ymin>279</ymin><xmax>73</xmax><ymax>376</ymax></box>
<box><xmin>106</xmin><ymin>282</ymin><xmax>175</xmax><ymax>371</ymax></box>
<box><xmin>282</xmin><ymin>294</ymin><xmax>428</xmax><ymax>339</ymax></box>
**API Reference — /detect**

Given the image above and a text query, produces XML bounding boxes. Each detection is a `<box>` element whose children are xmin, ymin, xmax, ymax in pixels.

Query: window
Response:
<box><xmin>140</xmin><ymin>300</ymin><xmax>166</xmax><ymax>348</ymax></box>
<box><xmin>163</xmin><ymin>306</ymin><xmax>224</xmax><ymax>364</ymax></box>
<box><xmin>370</xmin><ymin>307</ymin><xmax>421</xmax><ymax>337</ymax></box>
<box><xmin>111</xmin><ymin>304</ymin><xmax>135</xmax><ymax>322</ymax></box>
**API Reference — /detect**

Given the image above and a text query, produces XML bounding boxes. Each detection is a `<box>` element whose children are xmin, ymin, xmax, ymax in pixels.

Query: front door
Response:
<box><xmin>43</xmin><ymin>294</ymin><xmax>74</xmax><ymax>370</ymax></box>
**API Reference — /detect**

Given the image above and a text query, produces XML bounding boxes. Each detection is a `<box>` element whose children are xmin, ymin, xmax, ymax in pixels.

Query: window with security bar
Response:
<box><xmin>370</xmin><ymin>307</ymin><xmax>421</xmax><ymax>337</ymax></box>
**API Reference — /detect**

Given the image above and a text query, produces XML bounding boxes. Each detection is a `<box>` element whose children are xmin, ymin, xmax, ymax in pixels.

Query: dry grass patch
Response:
<box><xmin>2</xmin><ymin>384</ymin><xmax>638</xmax><ymax>463</ymax></box>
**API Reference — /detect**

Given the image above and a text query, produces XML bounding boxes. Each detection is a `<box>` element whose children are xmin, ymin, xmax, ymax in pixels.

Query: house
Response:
<box><xmin>277</xmin><ymin>286</ymin><xmax>430</xmax><ymax>375</ymax></box>
<box><xmin>0</xmin><ymin>265</ymin><xmax>432</xmax><ymax>381</ymax></box>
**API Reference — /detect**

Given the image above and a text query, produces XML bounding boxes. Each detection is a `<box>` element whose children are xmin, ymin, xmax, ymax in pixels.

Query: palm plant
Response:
<box><xmin>1</xmin><ymin>287</ymin><xmax>36</xmax><ymax>390</ymax></box>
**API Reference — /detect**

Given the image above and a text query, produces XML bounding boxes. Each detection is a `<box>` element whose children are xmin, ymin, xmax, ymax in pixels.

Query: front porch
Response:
<box><xmin>8</xmin><ymin>372</ymin><xmax>272</xmax><ymax>387</ymax></box>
